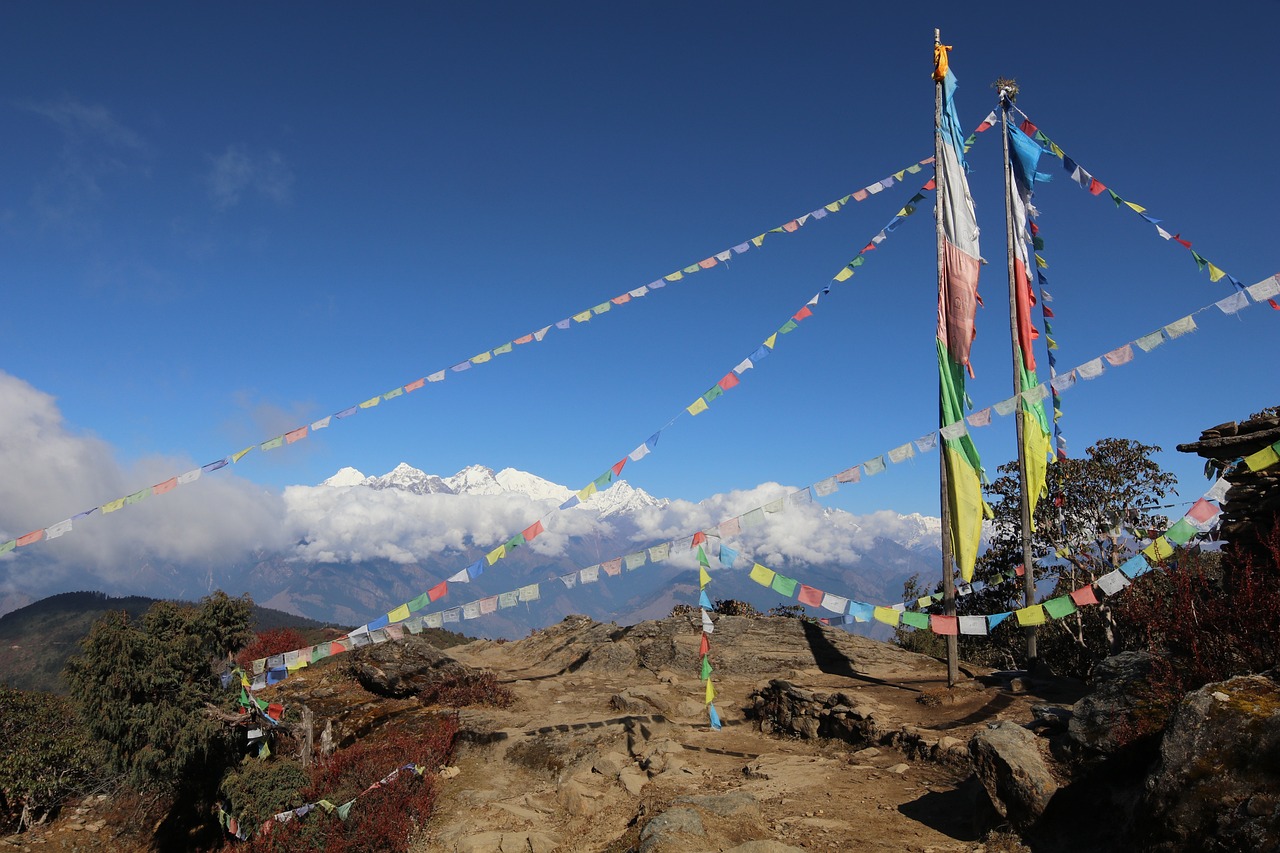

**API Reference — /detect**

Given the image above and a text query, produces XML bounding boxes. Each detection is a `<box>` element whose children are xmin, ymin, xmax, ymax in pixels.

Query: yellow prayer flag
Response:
<box><xmin>470</xmin><ymin>352</ymin><xmax>492</xmax><ymax>364</ymax></box>
<box><xmin>231</xmin><ymin>446</ymin><xmax>254</xmax><ymax>463</ymax></box>
<box><xmin>1142</xmin><ymin>536</ymin><xmax>1175</xmax><ymax>562</ymax></box>
<box><xmin>1124</xmin><ymin>201</ymin><xmax>1147</xmax><ymax>213</ymax></box>
<box><xmin>664</xmin><ymin>271</ymin><xmax>683</xmax><ymax>282</ymax></box>
<box><xmin>359</xmin><ymin>396</ymin><xmax>381</xmax><ymax>408</ymax></box>
<box><xmin>873</xmin><ymin>606</ymin><xmax>900</xmax><ymax>627</ymax></box>
<box><xmin>894</xmin><ymin>170</ymin><xmax>905</xmax><ymax>180</ymax></box>
<box><xmin>833</xmin><ymin>267</ymin><xmax>854</xmax><ymax>282</ymax></box>
<box><xmin>578</xmin><ymin>482</ymin><xmax>598</xmax><ymax>500</ymax></box>
<box><xmin>687</xmin><ymin>398</ymin><xmax>709</xmax><ymax>416</ymax></box>
<box><xmin>572</xmin><ymin>310</ymin><xmax>592</xmax><ymax>322</ymax></box>
<box><xmin>486</xmin><ymin>545</ymin><xmax>506</xmax><ymax>565</ymax></box>
<box><xmin>749</xmin><ymin>563</ymin><xmax>775</xmax><ymax>587</ymax></box>
<box><xmin>101</xmin><ymin>497</ymin><xmax>126</xmax><ymax>513</ymax></box>
<box><xmin>1035</xmin><ymin>254</ymin><xmax>1048</xmax><ymax>269</ymax></box>
<box><xmin>824</xmin><ymin>202</ymin><xmax>841</xmax><ymax>213</ymax></box>
<box><xmin>751</xmin><ymin>234</ymin><xmax>765</xmax><ymax>247</ymax></box>
<box><xmin>1049</xmin><ymin>141</ymin><xmax>1064</xmax><ymax>158</ymax></box>
<box><xmin>1015</xmin><ymin>604</ymin><xmax>1046</xmax><ymax>626</ymax></box>
<box><xmin>763</xmin><ymin>333</ymin><xmax>777</xmax><ymax>349</ymax></box>
<box><xmin>387</xmin><ymin>604</ymin><xmax>410</xmax><ymax>623</ymax></box>
<box><xmin>1207</xmin><ymin>263</ymin><xmax>1226</xmax><ymax>283</ymax></box>
<box><xmin>705</xmin><ymin>679</ymin><xmax>715</xmax><ymax>704</ymax></box>
<box><xmin>699</xmin><ymin>566</ymin><xmax>711</xmax><ymax>589</ymax></box>
<box><xmin>1244</xmin><ymin>445</ymin><xmax>1280</xmax><ymax>472</ymax></box>
<box><xmin>917</xmin><ymin>596</ymin><xmax>932</xmax><ymax>609</ymax></box>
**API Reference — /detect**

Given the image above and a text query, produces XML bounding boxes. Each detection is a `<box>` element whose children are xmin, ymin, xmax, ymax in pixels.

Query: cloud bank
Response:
<box><xmin>0</xmin><ymin>371</ymin><xmax>938</xmax><ymax>608</ymax></box>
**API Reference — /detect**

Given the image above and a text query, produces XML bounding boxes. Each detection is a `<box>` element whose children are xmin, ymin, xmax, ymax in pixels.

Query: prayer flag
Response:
<box><xmin>1070</xmin><ymin>585</ymin><xmax>1099</xmax><ymax>607</ymax></box>
<box><xmin>797</xmin><ymin>585</ymin><xmax>823</xmax><ymax>607</ymax></box>
<box><xmin>1042</xmin><ymin>596</ymin><xmax>1077</xmax><ymax>620</ymax></box>
<box><xmin>958</xmin><ymin>615</ymin><xmax>987</xmax><ymax>635</ymax></box>
<box><xmin>750</xmin><ymin>563</ymin><xmax>776</xmax><ymax>586</ymax></box>
<box><xmin>931</xmin><ymin>615</ymin><xmax>959</xmax><ymax>635</ymax></box>
<box><xmin>873</xmin><ymin>606</ymin><xmax>900</xmax><ymax>627</ymax></box>
<box><xmin>770</xmin><ymin>574</ymin><xmax>797</xmax><ymax>597</ymax></box>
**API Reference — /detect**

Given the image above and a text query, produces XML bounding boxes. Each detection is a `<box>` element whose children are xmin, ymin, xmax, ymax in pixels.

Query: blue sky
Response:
<box><xmin>2</xmin><ymin>1</ymin><xmax>1277</xmax><ymax>546</ymax></box>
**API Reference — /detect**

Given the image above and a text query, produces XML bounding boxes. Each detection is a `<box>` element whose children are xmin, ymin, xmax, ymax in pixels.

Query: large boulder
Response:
<box><xmin>1144</xmin><ymin>670</ymin><xmax>1280</xmax><ymax>852</ymax></box>
<box><xmin>1069</xmin><ymin>651</ymin><xmax>1161</xmax><ymax>756</ymax></box>
<box><xmin>969</xmin><ymin>720</ymin><xmax>1060</xmax><ymax>830</ymax></box>
<box><xmin>350</xmin><ymin>635</ymin><xmax>472</xmax><ymax>698</ymax></box>
<box><xmin>638</xmin><ymin>791</ymin><xmax>766</xmax><ymax>853</ymax></box>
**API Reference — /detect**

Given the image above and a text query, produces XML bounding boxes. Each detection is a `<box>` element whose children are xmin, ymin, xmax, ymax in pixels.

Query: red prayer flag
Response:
<box><xmin>1270</xmin><ymin>299</ymin><xmax>1279</xmax><ymax>310</ymax></box>
<box><xmin>611</xmin><ymin>458</ymin><xmax>626</xmax><ymax>477</ymax></box>
<box><xmin>404</xmin><ymin>377</ymin><xmax>426</xmax><ymax>392</ymax></box>
<box><xmin>793</xmin><ymin>306</ymin><xmax>813</xmax><ymax>322</ymax></box>
<box><xmin>861</xmin><ymin>243</ymin><xmax>876</xmax><ymax>253</ymax></box>
<box><xmin>1015</xmin><ymin>565</ymin><xmax>1026</xmax><ymax>577</ymax></box>
<box><xmin>602</xmin><ymin>559</ymin><xmax>622</xmax><ymax>576</ymax></box>
<box><xmin>285</xmin><ymin>426</ymin><xmax>308</xmax><ymax>444</ymax></box>
<box><xmin>699</xmin><ymin>634</ymin><xmax>710</xmax><ymax>656</ymax></box>
<box><xmin>718</xmin><ymin>372</ymin><xmax>740</xmax><ymax>391</ymax></box>
<box><xmin>513</xmin><ymin>334</ymin><xmax>533</xmax><ymax>345</ymax></box>
<box><xmin>975</xmin><ymin>120</ymin><xmax>993</xmax><ymax>132</ymax></box>
<box><xmin>797</xmin><ymin>585</ymin><xmax>824</xmax><ymax>607</ymax></box>
<box><xmin>691</xmin><ymin>531</ymin><xmax>706</xmax><ymax>547</ymax></box>
<box><xmin>922</xmin><ymin>178</ymin><xmax>936</xmax><ymax>191</ymax></box>
<box><xmin>1070</xmin><ymin>585</ymin><xmax>1099</xmax><ymax>607</ymax></box>
<box><xmin>1172</xmin><ymin>233</ymin><xmax>1192</xmax><ymax>248</ymax></box>
<box><xmin>1187</xmin><ymin>499</ymin><xmax>1218</xmax><ymax>524</ymax></box>
<box><xmin>611</xmin><ymin>294</ymin><xmax>631</xmax><ymax>305</ymax></box>
<box><xmin>152</xmin><ymin>477</ymin><xmax>178</xmax><ymax>496</ymax></box>
<box><xmin>1020</xmin><ymin>119</ymin><xmax>1038</xmax><ymax>135</ymax></box>
<box><xmin>16</xmin><ymin>530</ymin><xmax>43</xmax><ymax>547</ymax></box>
<box><xmin>428</xmin><ymin>581</ymin><xmax>448</xmax><ymax>601</ymax></box>
<box><xmin>522</xmin><ymin>520</ymin><xmax>544</xmax><ymax>541</ymax></box>
<box><xmin>931</xmin><ymin>615</ymin><xmax>959</xmax><ymax>636</ymax></box>
<box><xmin>698</xmin><ymin>257</ymin><xmax>717</xmax><ymax>269</ymax></box>
<box><xmin>782</xmin><ymin>220</ymin><xmax>799</xmax><ymax>232</ymax></box>
<box><xmin>1088</xmin><ymin>179</ymin><xmax>1106</xmax><ymax>196</ymax></box>
<box><xmin>330</xmin><ymin>641</ymin><xmax>346</xmax><ymax>655</ymax></box>
<box><xmin>266</xmin><ymin>702</ymin><xmax>284</xmax><ymax>721</ymax></box>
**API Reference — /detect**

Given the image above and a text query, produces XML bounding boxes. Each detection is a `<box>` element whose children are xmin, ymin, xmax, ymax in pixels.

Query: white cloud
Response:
<box><xmin>206</xmin><ymin>145</ymin><xmax>294</xmax><ymax>210</ymax></box>
<box><xmin>0</xmin><ymin>372</ymin><xmax>940</xmax><ymax>610</ymax></box>
<box><xmin>0</xmin><ymin>372</ymin><xmax>288</xmax><ymax>595</ymax></box>
<box><xmin>21</xmin><ymin>97</ymin><xmax>150</xmax><ymax>222</ymax></box>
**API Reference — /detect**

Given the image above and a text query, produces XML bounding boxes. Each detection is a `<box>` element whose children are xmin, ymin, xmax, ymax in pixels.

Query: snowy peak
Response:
<box><xmin>443</xmin><ymin>464</ymin><xmax>504</xmax><ymax>496</ymax></box>
<box><xmin>319</xmin><ymin>462</ymin><xmax>665</xmax><ymax>514</ymax></box>
<box><xmin>364</xmin><ymin>463</ymin><xmax>454</xmax><ymax>495</ymax></box>
<box><xmin>494</xmin><ymin>468</ymin><xmax>574</xmax><ymax>503</ymax></box>
<box><xmin>583</xmin><ymin>478</ymin><xmax>667</xmax><ymax>516</ymax></box>
<box><xmin>322</xmin><ymin>467</ymin><xmax>368</xmax><ymax>488</ymax></box>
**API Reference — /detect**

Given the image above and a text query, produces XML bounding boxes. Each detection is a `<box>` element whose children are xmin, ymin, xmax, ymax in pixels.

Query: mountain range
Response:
<box><xmin>0</xmin><ymin>462</ymin><xmax>944</xmax><ymax>641</ymax></box>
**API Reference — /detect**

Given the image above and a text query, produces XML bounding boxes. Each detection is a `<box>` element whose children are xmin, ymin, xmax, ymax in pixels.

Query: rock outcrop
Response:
<box><xmin>350</xmin><ymin>635</ymin><xmax>472</xmax><ymax>698</ymax></box>
<box><xmin>1069</xmin><ymin>651</ymin><xmax>1160</xmax><ymax>756</ymax></box>
<box><xmin>969</xmin><ymin>721</ymin><xmax>1060</xmax><ymax>831</ymax></box>
<box><xmin>1144</xmin><ymin>669</ymin><xmax>1280</xmax><ymax>852</ymax></box>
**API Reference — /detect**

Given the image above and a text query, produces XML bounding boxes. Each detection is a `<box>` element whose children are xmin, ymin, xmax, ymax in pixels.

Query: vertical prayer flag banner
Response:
<box><xmin>935</xmin><ymin>55</ymin><xmax>986</xmax><ymax>582</ymax></box>
<box><xmin>1004</xmin><ymin>115</ymin><xmax>1053</xmax><ymax>524</ymax></box>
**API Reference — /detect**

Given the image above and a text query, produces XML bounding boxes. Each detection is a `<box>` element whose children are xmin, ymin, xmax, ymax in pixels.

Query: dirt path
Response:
<box><xmin>414</xmin><ymin>617</ymin><xmax>1068</xmax><ymax>852</ymax></box>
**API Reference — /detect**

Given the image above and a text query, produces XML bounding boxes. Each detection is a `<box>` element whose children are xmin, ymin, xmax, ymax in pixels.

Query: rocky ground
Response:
<box><xmin>412</xmin><ymin>614</ymin><xmax>1082</xmax><ymax>852</ymax></box>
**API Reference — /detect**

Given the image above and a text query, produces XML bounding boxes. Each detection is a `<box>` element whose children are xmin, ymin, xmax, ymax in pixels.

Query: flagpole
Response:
<box><xmin>934</xmin><ymin>28</ymin><xmax>959</xmax><ymax>688</ymax></box>
<box><xmin>999</xmin><ymin>82</ymin><xmax>1039</xmax><ymax>669</ymax></box>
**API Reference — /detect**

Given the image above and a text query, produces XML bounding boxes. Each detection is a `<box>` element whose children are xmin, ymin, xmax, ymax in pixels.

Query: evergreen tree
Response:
<box><xmin>64</xmin><ymin>591</ymin><xmax>254</xmax><ymax>791</ymax></box>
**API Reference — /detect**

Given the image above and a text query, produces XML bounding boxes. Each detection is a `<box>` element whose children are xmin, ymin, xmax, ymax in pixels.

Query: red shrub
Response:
<box><xmin>1116</xmin><ymin>522</ymin><xmax>1280</xmax><ymax>726</ymax></box>
<box><xmin>233</xmin><ymin>715</ymin><xmax>459</xmax><ymax>853</ymax></box>
<box><xmin>236</xmin><ymin>628</ymin><xmax>306</xmax><ymax>670</ymax></box>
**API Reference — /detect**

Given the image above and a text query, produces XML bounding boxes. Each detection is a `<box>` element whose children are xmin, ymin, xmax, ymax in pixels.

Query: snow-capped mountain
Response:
<box><xmin>323</xmin><ymin>462</ymin><xmax>666</xmax><ymax>516</ymax></box>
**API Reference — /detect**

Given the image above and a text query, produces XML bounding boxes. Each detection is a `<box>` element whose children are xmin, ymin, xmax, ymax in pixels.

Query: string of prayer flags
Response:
<box><xmin>1012</xmin><ymin>105</ymin><xmax>1271</xmax><ymax>306</ymax></box>
<box><xmin>13</xmin><ymin>151</ymin><xmax>956</xmax><ymax>559</ymax></box>
<box><xmin>696</xmin><ymin>544</ymin><xmax>721</xmax><ymax>730</ymax></box>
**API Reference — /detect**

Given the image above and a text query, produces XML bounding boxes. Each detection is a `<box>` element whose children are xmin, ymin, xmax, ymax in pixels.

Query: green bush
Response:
<box><xmin>0</xmin><ymin>687</ymin><xmax>107</xmax><ymax>830</ymax></box>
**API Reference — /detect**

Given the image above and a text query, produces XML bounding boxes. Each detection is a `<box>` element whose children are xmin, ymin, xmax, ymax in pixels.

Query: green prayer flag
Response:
<box><xmin>696</xmin><ymin>545</ymin><xmax>709</xmax><ymax>567</ymax></box>
<box><xmin>778</xmin><ymin>319</ymin><xmax>798</xmax><ymax>335</ymax></box>
<box><xmin>1190</xmin><ymin>250</ymin><xmax>1208</xmax><ymax>271</ymax></box>
<box><xmin>900</xmin><ymin>611</ymin><xmax>930</xmax><ymax>629</ymax></box>
<box><xmin>700</xmin><ymin>655</ymin><xmax>712</xmax><ymax>680</ymax></box>
<box><xmin>260</xmin><ymin>435</ymin><xmax>285</xmax><ymax>451</ymax></box>
<box><xmin>703</xmin><ymin>384</ymin><xmax>724</xmax><ymax>404</ymax></box>
<box><xmin>1107</xmin><ymin>189</ymin><xmax>1123</xmax><ymax>207</ymax></box>
<box><xmin>505</xmin><ymin>533</ymin><xmax>524</xmax><ymax>550</ymax></box>
<box><xmin>336</xmin><ymin>800</ymin><xmax>355</xmax><ymax>821</ymax></box>
<box><xmin>770</xmin><ymin>574</ymin><xmax>798</xmax><ymax>597</ymax></box>
<box><xmin>1042</xmin><ymin>596</ymin><xmax>1077</xmax><ymax>620</ymax></box>
<box><xmin>1165</xmin><ymin>517</ymin><xmax>1197</xmax><ymax>545</ymax></box>
<box><xmin>408</xmin><ymin>592</ymin><xmax>431</xmax><ymax>612</ymax></box>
